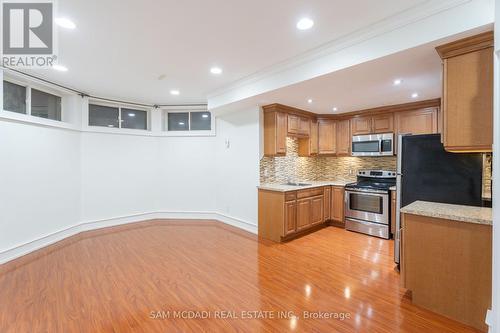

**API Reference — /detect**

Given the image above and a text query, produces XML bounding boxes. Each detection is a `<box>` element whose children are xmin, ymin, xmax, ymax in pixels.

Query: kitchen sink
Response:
<box><xmin>283</xmin><ymin>182</ymin><xmax>312</xmax><ymax>186</ymax></box>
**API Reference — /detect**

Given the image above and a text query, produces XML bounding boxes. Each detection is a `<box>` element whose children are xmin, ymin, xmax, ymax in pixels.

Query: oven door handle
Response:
<box><xmin>345</xmin><ymin>188</ymin><xmax>388</xmax><ymax>195</ymax></box>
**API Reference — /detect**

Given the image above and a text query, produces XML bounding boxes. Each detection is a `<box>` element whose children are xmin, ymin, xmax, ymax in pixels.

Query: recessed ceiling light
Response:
<box><xmin>128</xmin><ymin>113</ymin><xmax>135</xmax><ymax>117</ymax></box>
<box><xmin>210</xmin><ymin>67</ymin><xmax>222</xmax><ymax>75</ymax></box>
<box><xmin>332</xmin><ymin>107</ymin><xmax>338</xmax><ymax>112</ymax></box>
<box><xmin>170</xmin><ymin>90</ymin><xmax>180</xmax><ymax>95</ymax></box>
<box><xmin>411</xmin><ymin>92</ymin><xmax>419</xmax><ymax>98</ymax></box>
<box><xmin>179</xmin><ymin>122</ymin><xmax>185</xmax><ymax>125</ymax></box>
<box><xmin>307</xmin><ymin>99</ymin><xmax>313</xmax><ymax>104</ymax></box>
<box><xmin>393</xmin><ymin>79</ymin><xmax>402</xmax><ymax>86</ymax></box>
<box><xmin>55</xmin><ymin>18</ymin><xmax>76</xmax><ymax>29</ymax></box>
<box><xmin>52</xmin><ymin>64</ymin><xmax>68</xmax><ymax>72</ymax></box>
<box><xmin>202</xmin><ymin>114</ymin><xmax>209</xmax><ymax>118</ymax></box>
<box><xmin>107</xmin><ymin>125</ymin><xmax>114</xmax><ymax>128</ymax></box>
<box><xmin>297</xmin><ymin>18</ymin><xmax>314</xmax><ymax>30</ymax></box>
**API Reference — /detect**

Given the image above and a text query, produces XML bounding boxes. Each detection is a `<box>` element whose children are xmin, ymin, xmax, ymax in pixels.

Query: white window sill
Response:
<box><xmin>0</xmin><ymin>110</ymin><xmax>80</xmax><ymax>131</ymax></box>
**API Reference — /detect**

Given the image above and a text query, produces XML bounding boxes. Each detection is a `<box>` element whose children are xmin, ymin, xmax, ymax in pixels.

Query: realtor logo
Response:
<box><xmin>2</xmin><ymin>0</ymin><xmax>56</xmax><ymax>68</ymax></box>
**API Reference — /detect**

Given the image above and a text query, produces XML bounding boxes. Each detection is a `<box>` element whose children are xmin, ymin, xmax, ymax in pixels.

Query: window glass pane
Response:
<box><xmin>190</xmin><ymin>111</ymin><xmax>211</xmax><ymax>130</ymax></box>
<box><xmin>3</xmin><ymin>81</ymin><xmax>26</xmax><ymax>114</ymax></box>
<box><xmin>121</xmin><ymin>108</ymin><xmax>148</xmax><ymax>130</ymax></box>
<box><xmin>89</xmin><ymin>104</ymin><xmax>119</xmax><ymax>128</ymax></box>
<box><xmin>168</xmin><ymin>112</ymin><xmax>189</xmax><ymax>131</ymax></box>
<box><xmin>31</xmin><ymin>88</ymin><xmax>61</xmax><ymax>121</ymax></box>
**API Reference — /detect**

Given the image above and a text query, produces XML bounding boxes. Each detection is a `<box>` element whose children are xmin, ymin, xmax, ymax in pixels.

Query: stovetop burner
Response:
<box><xmin>345</xmin><ymin>170</ymin><xmax>396</xmax><ymax>193</ymax></box>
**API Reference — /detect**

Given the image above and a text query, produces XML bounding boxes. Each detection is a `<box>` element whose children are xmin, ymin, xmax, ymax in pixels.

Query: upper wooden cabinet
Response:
<box><xmin>372</xmin><ymin>114</ymin><xmax>394</xmax><ymax>133</ymax></box>
<box><xmin>351</xmin><ymin>116</ymin><xmax>372</xmax><ymax>135</ymax></box>
<box><xmin>436</xmin><ymin>31</ymin><xmax>493</xmax><ymax>152</ymax></box>
<box><xmin>318</xmin><ymin>120</ymin><xmax>337</xmax><ymax>155</ymax></box>
<box><xmin>288</xmin><ymin>114</ymin><xmax>310</xmax><ymax>137</ymax></box>
<box><xmin>336</xmin><ymin>119</ymin><xmax>350</xmax><ymax>156</ymax></box>
<box><xmin>351</xmin><ymin>113</ymin><xmax>393</xmax><ymax>135</ymax></box>
<box><xmin>263</xmin><ymin>111</ymin><xmax>287</xmax><ymax>156</ymax></box>
<box><xmin>298</xmin><ymin>120</ymin><xmax>318</xmax><ymax>157</ymax></box>
<box><xmin>395</xmin><ymin>108</ymin><xmax>439</xmax><ymax>135</ymax></box>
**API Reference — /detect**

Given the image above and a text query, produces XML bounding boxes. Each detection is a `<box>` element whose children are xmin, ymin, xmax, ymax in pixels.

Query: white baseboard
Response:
<box><xmin>0</xmin><ymin>211</ymin><xmax>257</xmax><ymax>265</ymax></box>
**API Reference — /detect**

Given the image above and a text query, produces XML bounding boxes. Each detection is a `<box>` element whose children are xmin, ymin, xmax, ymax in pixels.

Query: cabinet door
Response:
<box><xmin>331</xmin><ymin>187</ymin><xmax>345</xmax><ymax>223</ymax></box>
<box><xmin>373</xmin><ymin>114</ymin><xmax>394</xmax><ymax>133</ymax></box>
<box><xmin>351</xmin><ymin>116</ymin><xmax>372</xmax><ymax>135</ymax></box>
<box><xmin>336</xmin><ymin>119</ymin><xmax>350</xmax><ymax>156</ymax></box>
<box><xmin>299</xmin><ymin>117</ymin><xmax>310</xmax><ymax>136</ymax></box>
<box><xmin>287</xmin><ymin>115</ymin><xmax>299</xmax><ymax>135</ymax></box>
<box><xmin>311</xmin><ymin>196</ymin><xmax>324</xmax><ymax>226</ymax></box>
<box><xmin>276</xmin><ymin>112</ymin><xmax>287</xmax><ymax>154</ymax></box>
<box><xmin>323</xmin><ymin>187</ymin><xmax>331</xmax><ymax>221</ymax></box>
<box><xmin>296</xmin><ymin>198</ymin><xmax>312</xmax><ymax>231</ymax></box>
<box><xmin>395</xmin><ymin>108</ymin><xmax>438</xmax><ymax>135</ymax></box>
<box><xmin>443</xmin><ymin>47</ymin><xmax>493</xmax><ymax>152</ymax></box>
<box><xmin>318</xmin><ymin>120</ymin><xmax>337</xmax><ymax>155</ymax></box>
<box><xmin>284</xmin><ymin>201</ymin><xmax>297</xmax><ymax>236</ymax></box>
<box><xmin>310</xmin><ymin>121</ymin><xmax>318</xmax><ymax>154</ymax></box>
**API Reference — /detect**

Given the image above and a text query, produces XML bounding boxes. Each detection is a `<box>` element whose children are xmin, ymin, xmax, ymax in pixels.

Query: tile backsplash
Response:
<box><xmin>260</xmin><ymin>137</ymin><xmax>397</xmax><ymax>183</ymax></box>
<box><xmin>260</xmin><ymin>137</ymin><xmax>492</xmax><ymax>199</ymax></box>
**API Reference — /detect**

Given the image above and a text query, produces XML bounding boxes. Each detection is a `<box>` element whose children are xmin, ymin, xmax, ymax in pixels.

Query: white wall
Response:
<box><xmin>214</xmin><ymin>107</ymin><xmax>261</xmax><ymax>226</ymax></box>
<box><xmin>0</xmin><ymin>121</ymin><xmax>81</xmax><ymax>252</ymax></box>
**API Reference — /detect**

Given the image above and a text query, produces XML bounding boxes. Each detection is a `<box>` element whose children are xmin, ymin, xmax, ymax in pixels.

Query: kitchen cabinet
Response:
<box><xmin>288</xmin><ymin>114</ymin><xmax>310</xmax><ymax>137</ymax></box>
<box><xmin>323</xmin><ymin>186</ymin><xmax>331</xmax><ymax>221</ymax></box>
<box><xmin>284</xmin><ymin>200</ymin><xmax>297</xmax><ymax>236</ymax></box>
<box><xmin>296</xmin><ymin>198</ymin><xmax>312</xmax><ymax>231</ymax></box>
<box><xmin>318</xmin><ymin>120</ymin><xmax>336</xmax><ymax>155</ymax></box>
<box><xmin>372</xmin><ymin>113</ymin><xmax>394</xmax><ymax>133</ymax></box>
<box><xmin>351</xmin><ymin>113</ymin><xmax>393</xmax><ymax>135</ymax></box>
<box><xmin>336</xmin><ymin>119</ymin><xmax>350</xmax><ymax>156</ymax></box>
<box><xmin>437</xmin><ymin>31</ymin><xmax>493</xmax><ymax>152</ymax></box>
<box><xmin>258</xmin><ymin>187</ymin><xmax>327</xmax><ymax>242</ymax></box>
<box><xmin>311</xmin><ymin>196</ymin><xmax>324</xmax><ymax>225</ymax></box>
<box><xmin>263</xmin><ymin>111</ymin><xmax>287</xmax><ymax>156</ymax></box>
<box><xmin>331</xmin><ymin>186</ymin><xmax>345</xmax><ymax>224</ymax></box>
<box><xmin>395</xmin><ymin>108</ymin><xmax>438</xmax><ymax>136</ymax></box>
<box><xmin>351</xmin><ymin>116</ymin><xmax>372</xmax><ymax>135</ymax></box>
<box><xmin>402</xmin><ymin>212</ymin><xmax>491</xmax><ymax>332</ymax></box>
<box><xmin>298</xmin><ymin>120</ymin><xmax>318</xmax><ymax>157</ymax></box>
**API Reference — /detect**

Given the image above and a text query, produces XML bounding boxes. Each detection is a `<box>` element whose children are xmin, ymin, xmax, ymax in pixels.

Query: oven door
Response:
<box><xmin>345</xmin><ymin>189</ymin><xmax>389</xmax><ymax>224</ymax></box>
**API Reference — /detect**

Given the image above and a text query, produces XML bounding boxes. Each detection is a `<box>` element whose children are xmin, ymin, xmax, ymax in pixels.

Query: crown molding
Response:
<box><xmin>436</xmin><ymin>30</ymin><xmax>494</xmax><ymax>58</ymax></box>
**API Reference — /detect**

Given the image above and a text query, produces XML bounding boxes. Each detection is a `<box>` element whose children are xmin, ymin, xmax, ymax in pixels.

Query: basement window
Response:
<box><xmin>164</xmin><ymin>111</ymin><xmax>211</xmax><ymax>131</ymax></box>
<box><xmin>3</xmin><ymin>80</ymin><xmax>62</xmax><ymax>121</ymax></box>
<box><xmin>88</xmin><ymin>102</ymin><xmax>149</xmax><ymax>130</ymax></box>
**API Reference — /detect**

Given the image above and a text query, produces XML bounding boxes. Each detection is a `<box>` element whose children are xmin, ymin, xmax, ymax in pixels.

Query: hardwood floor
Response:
<box><xmin>0</xmin><ymin>220</ymin><xmax>481</xmax><ymax>333</ymax></box>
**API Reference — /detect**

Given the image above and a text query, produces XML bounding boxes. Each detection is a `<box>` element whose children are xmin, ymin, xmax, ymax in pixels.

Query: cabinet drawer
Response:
<box><xmin>297</xmin><ymin>187</ymin><xmax>323</xmax><ymax>199</ymax></box>
<box><xmin>285</xmin><ymin>192</ymin><xmax>297</xmax><ymax>201</ymax></box>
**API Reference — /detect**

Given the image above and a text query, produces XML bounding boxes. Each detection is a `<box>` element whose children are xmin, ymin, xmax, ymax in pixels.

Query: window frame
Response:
<box><xmin>162</xmin><ymin>108</ymin><xmax>214</xmax><ymax>136</ymax></box>
<box><xmin>3</xmin><ymin>76</ymin><xmax>64</xmax><ymax>121</ymax></box>
<box><xmin>87</xmin><ymin>99</ymin><xmax>151</xmax><ymax>131</ymax></box>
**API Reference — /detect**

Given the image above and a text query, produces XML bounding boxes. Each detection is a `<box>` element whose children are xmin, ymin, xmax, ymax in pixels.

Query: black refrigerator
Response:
<box><xmin>394</xmin><ymin>134</ymin><xmax>483</xmax><ymax>264</ymax></box>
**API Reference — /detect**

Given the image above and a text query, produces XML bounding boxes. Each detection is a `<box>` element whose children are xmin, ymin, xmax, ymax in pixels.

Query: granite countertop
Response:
<box><xmin>401</xmin><ymin>201</ymin><xmax>492</xmax><ymax>226</ymax></box>
<box><xmin>258</xmin><ymin>181</ymin><xmax>351</xmax><ymax>192</ymax></box>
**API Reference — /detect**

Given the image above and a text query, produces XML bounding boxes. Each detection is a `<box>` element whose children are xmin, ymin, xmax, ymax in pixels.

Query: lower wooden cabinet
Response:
<box><xmin>296</xmin><ymin>198</ymin><xmax>312</xmax><ymax>231</ymax></box>
<box><xmin>284</xmin><ymin>200</ymin><xmax>297</xmax><ymax>236</ymax></box>
<box><xmin>323</xmin><ymin>186</ymin><xmax>331</xmax><ymax>221</ymax></box>
<box><xmin>331</xmin><ymin>186</ymin><xmax>345</xmax><ymax>224</ymax></box>
<box><xmin>258</xmin><ymin>187</ymin><xmax>329</xmax><ymax>242</ymax></box>
<box><xmin>311</xmin><ymin>196</ymin><xmax>324</xmax><ymax>225</ymax></box>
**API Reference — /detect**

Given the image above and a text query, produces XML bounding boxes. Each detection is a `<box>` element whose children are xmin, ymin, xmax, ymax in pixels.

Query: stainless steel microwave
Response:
<box><xmin>351</xmin><ymin>133</ymin><xmax>394</xmax><ymax>156</ymax></box>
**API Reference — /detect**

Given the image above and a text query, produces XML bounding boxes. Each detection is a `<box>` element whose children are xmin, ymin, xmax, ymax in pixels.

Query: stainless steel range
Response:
<box><xmin>344</xmin><ymin>170</ymin><xmax>396</xmax><ymax>239</ymax></box>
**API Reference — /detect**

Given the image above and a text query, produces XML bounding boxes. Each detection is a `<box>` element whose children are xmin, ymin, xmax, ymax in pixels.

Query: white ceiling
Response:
<box><xmin>30</xmin><ymin>0</ymin><xmax>432</xmax><ymax>104</ymax></box>
<box><xmin>255</xmin><ymin>42</ymin><xmax>443</xmax><ymax>114</ymax></box>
